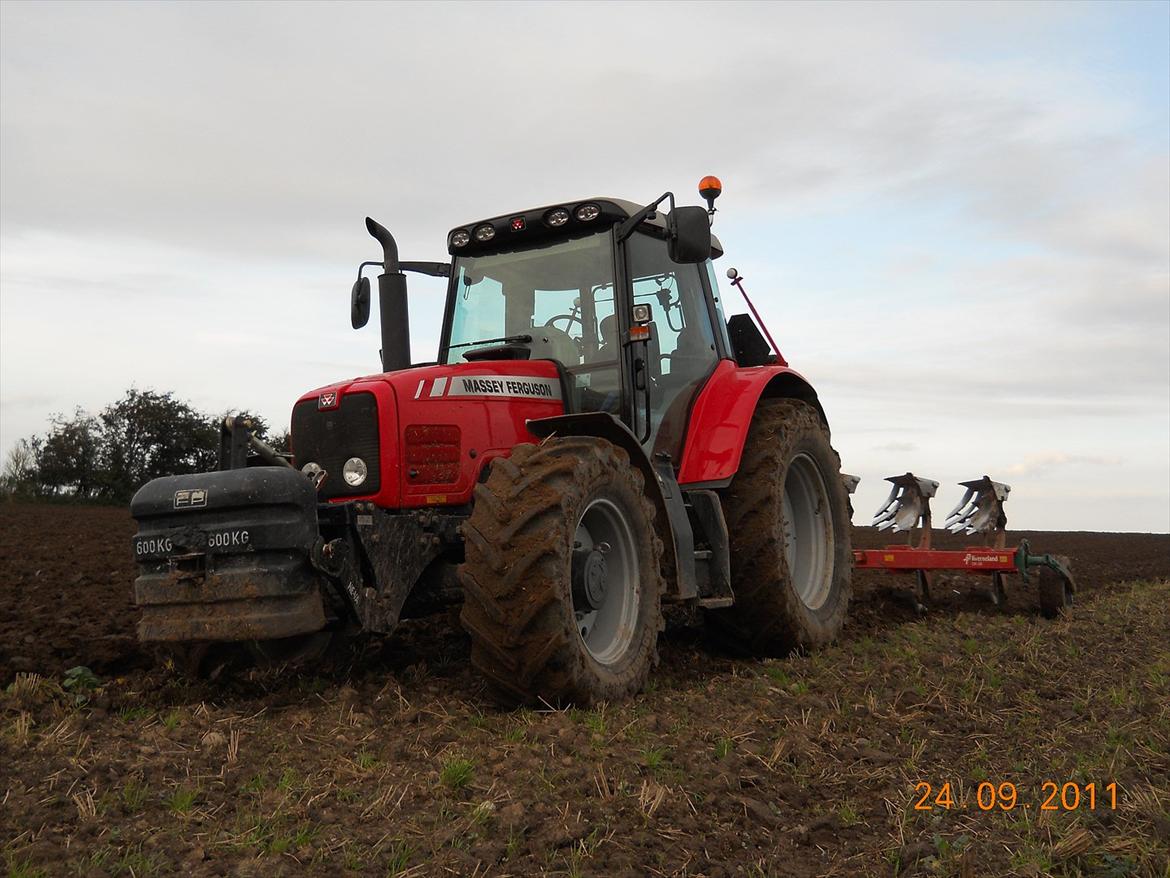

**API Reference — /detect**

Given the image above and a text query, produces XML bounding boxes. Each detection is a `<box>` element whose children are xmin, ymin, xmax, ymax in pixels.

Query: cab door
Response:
<box><xmin>623</xmin><ymin>231</ymin><xmax>720</xmax><ymax>458</ymax></box>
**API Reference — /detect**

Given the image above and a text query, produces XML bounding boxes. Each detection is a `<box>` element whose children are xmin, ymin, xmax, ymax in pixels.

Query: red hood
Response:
<box><xmin>294</xmin><ymin>360</ymin><xmax>565</xmax><ymax>508</ymax></box>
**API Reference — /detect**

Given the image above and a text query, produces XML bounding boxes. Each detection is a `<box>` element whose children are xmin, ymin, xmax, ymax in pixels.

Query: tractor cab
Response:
<box><xmin>439</xmin><ymin>197</ymin><xmax>733</xmax><ymax>458</ymax></box>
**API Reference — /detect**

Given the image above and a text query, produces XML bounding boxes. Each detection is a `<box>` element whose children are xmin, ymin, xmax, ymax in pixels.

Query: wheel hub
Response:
<box><xmin>571</xmin><ymin>499</ymin><xmax>638</xmax><ymax>667</ymax></box>
<box><xmin>572</xmin><ymin>543</ymin><xmax>610</xmax><ymax>611</ymax></box>
<box><xmin>782</xmin><ymin>453</ymin><xmax>834</xmax><ymax>611</ymax></box>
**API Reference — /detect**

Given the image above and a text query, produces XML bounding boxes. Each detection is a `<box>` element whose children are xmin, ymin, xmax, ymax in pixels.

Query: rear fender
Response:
<box><xmin>677</xmin><ymin>360</ymin><xmax>826</xmax><ymax>487</ymax></box>
<box><xmin>525</xmin><ymin>412</ymin><xmax>696</xmax><ymax>600</ymax></box>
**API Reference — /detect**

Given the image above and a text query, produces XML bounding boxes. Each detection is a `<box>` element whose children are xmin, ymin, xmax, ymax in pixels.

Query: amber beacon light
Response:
<box><xmin>699</xmin><ymin>175</ymin><xmax>722</xmax><ymax>213</ymax></box>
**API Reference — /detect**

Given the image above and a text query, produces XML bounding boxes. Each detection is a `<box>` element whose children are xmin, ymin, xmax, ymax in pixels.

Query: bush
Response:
<box><xmin>0</xmin><ymin>388</ymin><xmax>287</xmax><ymax>504</ymax></box>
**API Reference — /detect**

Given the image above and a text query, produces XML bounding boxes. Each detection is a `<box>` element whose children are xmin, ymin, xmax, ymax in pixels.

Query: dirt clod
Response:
<box><xmin>739</xmin><ymin>796</ymin><xmax>781</xmax><ymax>827</ymax></box>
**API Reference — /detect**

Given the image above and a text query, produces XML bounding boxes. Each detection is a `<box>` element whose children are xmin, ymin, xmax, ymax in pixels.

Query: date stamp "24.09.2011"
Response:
<box><xmin>914</xmin><ymin>781</ymin><xmax>1120</xmax><ymax>813</ymax></box>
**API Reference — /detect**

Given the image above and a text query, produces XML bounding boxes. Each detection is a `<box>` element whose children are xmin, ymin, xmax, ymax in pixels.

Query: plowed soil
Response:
<box><xmin>1</xmin><ymin>502</ymin><xmax>1168</xmax><ymax>877</ymax></box>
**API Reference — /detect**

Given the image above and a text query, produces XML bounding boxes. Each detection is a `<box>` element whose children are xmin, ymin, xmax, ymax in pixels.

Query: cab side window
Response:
<box><xmin>626</xmin><ymin>232</ymin><xmax>719</xmax><ymax>442</ymax></box>
<box><xmin>703</xmin><ymin>259</ymin><xmax>734</xmax><ymax>356</ymax></box>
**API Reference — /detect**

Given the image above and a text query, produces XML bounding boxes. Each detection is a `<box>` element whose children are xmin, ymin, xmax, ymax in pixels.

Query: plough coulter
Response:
<box><xmin>852</xmin><ymin>473</ymin><xmax>1076</xmax><ymax>617</ymax></box>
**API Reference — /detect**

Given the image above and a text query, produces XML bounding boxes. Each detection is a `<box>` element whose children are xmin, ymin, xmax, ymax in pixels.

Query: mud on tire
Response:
<box><xmin>708</xmin><ymin>399</ymin><xmax>852</xmax><ymax>656</ymax></box>
<box><xmin>459</xmin><ymin>437</ymin><xmax>665</xmax><ymax>706</ymax></box>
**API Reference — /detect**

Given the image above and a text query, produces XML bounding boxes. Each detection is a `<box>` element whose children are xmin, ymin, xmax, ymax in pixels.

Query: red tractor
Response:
<box><xmin>130</xmin><ymin>179</ymin><xmax>854</xmax><ymax>703</ymax></box>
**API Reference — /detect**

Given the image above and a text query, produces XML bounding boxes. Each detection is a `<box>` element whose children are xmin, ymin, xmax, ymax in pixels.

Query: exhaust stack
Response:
<box><xmin>365</xmin><ymin>217</ymin><xmax>411</xmax><ymax>372</ymax></box>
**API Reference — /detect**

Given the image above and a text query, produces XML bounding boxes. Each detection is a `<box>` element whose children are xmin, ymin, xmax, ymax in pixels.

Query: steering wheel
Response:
<box><xmin>544</xmin><ymin>313</ymin><xmax>583</xmax><ymax>334</ymax></box>
<box><xmin>543</xmin><ymin>314</ymin><xmax>585</xmax><ymax>358</ymax></box>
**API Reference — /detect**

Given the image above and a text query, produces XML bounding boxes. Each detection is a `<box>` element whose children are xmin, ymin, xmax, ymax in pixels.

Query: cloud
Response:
<box><xmin>1</xmin><ymin>2</ymin><xmax>1166</xmax><ymax>530</ymax></box>
<box><xmin>870</xmin><ymin>442</ymin><xmax>918</xmax><ymax>453</ymax></box>
<box><xmin>1002</xmin><ymin>452</ymin><xmax>1124</xmax><ymax>478</ymax></box>
<box><xmin>0</xmin><ymin>4</ymin><xmax>1155</xmax><ymax>250</ymax></box>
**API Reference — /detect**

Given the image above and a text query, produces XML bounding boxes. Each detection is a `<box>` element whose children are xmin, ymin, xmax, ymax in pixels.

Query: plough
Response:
<box><xmin>847</xmin><ymin>473</ymin><xmax>1076</xmax><ymax>617</ymax></box>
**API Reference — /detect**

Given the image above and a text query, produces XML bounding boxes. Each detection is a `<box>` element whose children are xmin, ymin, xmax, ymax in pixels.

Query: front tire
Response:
<box><xmin>459</xmin><ymin>438</ymin><xmax>665</xmax><ymax>706</ymax></box>
<box><xmin>708</xmin><ymin>399</ymin><xmax>852</xmax><ymax>655</ymax></box>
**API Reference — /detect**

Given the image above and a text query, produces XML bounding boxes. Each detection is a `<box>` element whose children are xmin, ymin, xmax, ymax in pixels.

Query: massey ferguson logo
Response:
<box><xmin>318</xmin><ymin>391</ymin><xmax>338</xmax><ymax>410</ymax></box>
<box><xmin>173</xmin><ymin>488</ymin><xmax>208</xmax><ymax>510</ymax></box>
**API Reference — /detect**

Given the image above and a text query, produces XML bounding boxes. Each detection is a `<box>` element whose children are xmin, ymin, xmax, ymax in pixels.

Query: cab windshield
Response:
<box><xmin>445</xmin><ymin>230</ymin><xmax>620</xmax><ymax>411</ymax></box>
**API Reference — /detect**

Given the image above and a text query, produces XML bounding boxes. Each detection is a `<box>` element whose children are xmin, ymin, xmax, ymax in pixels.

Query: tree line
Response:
<box><xmin>1</xmin><ymin>389</ymin><xmax>288</xmax><ymax>504</ymax></box>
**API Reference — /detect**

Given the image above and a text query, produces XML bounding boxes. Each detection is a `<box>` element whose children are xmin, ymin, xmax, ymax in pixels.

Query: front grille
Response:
<box><xmin>405</xmin><ymin>425</ymin><xmax>460</xmax><ymax>484</ymax></box>
<box><xmin>292</xmin><ymin>392</ymin><xmax>380</xmax><ymax>499</ymax></box>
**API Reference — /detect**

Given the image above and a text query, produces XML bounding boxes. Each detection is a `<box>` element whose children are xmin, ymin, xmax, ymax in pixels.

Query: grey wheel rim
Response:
<box><xmin>573</xmin><ymin>498</ymin><xmax>640</xmax><ymax>666</ymax></box>
<box><xmin>781</xmin><ymin>453</ymin><xmax>834</xmax><ymax>611</ymax></box>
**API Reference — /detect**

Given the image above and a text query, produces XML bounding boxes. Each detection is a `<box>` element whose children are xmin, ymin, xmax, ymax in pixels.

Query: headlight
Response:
<box><xmin>545</xmin><ymin>208</ymin><xmax>570</xmax><ymax>227</ymax></box>
<box><xmin>450</xmin><ymin>229</ymin><xmax>470</xmax><ymax>248</ymax></box>
<box><xmin>342</xmin><ymin>457</ymin><xmax>368</xmax><ymax>487</ymax></box>
<box><xmin>473</xmin><ymin>223</ymin><xmax>496</xmax><ymax>242</ymax></box>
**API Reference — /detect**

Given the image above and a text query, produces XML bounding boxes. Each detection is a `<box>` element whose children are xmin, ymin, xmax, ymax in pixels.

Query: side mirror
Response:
<box><xmin>351</xmin><ymin>276</ymin><xmax>371</xmax><ymax>329</ymax></box>
<box><xmin>667</xmin><ymin>206</ymin><xmax>712</xmax><ymax>263</ymax></box>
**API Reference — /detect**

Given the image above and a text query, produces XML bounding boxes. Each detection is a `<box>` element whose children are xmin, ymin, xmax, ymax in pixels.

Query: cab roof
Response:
<box><xmin>448</xmin><ymin>197</ymin><xmax>723</xmax><ymax>259</ymax></box>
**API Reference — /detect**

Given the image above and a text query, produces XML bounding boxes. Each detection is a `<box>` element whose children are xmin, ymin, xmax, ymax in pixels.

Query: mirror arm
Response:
<box><xmin>616</xmin><ymin>191</ymin><xmax>675</xmax><ymax>243</ymax></box>
<box><xmin>356</xmin><ymin>260</ymin><xmax>382</xmax><ymax>283</ymax></box>
<box><xmin>360</xmin><ymin>260</ymin><xmax>450</xmax><ymax>282</ymax></box>
<box><xmin>400</xmin><ymin>261</ymin><xmax>451</xmax><ymax>278</ymax></box>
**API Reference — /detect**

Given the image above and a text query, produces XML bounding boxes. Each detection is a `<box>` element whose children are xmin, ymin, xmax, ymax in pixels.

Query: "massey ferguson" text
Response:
<box><xmin>457</xmin><ymin>377</ymin><xmax>556</xmax><ymax>398</ymax></box>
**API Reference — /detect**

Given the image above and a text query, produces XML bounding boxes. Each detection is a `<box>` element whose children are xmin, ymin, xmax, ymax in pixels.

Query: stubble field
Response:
<box><xmin>1</xmin><ymin>502</ymin><xmax>1167</xmax><ymax>877</ymax></box>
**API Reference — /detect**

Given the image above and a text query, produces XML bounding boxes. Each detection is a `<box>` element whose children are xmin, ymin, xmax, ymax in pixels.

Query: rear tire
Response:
<box><xmin>459</xmin><ymin>438</ymin><xmax>665</xmax><ymax>706</ymax></box>
<box><xmin>708</xmin><ymin>399</ymin><xmax>852</xmax><ymax>655</ymax></box>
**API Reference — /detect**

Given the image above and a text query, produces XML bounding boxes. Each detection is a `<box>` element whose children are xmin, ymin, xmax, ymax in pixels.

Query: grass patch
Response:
<box><xmin>763</xmin><ymin>665</ymin><xmax>790</xmax><ymax>685</ymax></box>
<box><xmin>714</xmin><ymin>736</ymin><xmax>733</xmax><ymax>760</ymax></box>
<box><xmin>117</xmin><ymin>705</ymin><xmax>152</xmax><ymax>723</ymax></box>
<box><xmin>276</xmin><ymin>768</ymin><xmax>299</xmax><ymax>790</ymax></box>
<box><xmin>384</xmin><ymin>839</ymin><xmax>413</xmax><ymax>876</ymax></box>
<box><xmin>641</xmin><ymin>746</ymin><xmax>668</xmax><ymax>770</ymax></box>
<box><xmin>440</xmin><ymin>757</ymin><xmax>474</xmax><ymax>790</ymax></box>
<box><xmin>120</xmin><ymin>778</ymin><xmax>150</xmax><ymax>812</ymax></box>
<box><xmin>165</xmin><ymin>786</ymin><xmax>198</xmax><ymax>816</ymax></box>
<box><xmin>5</xmin><ymin>853</ymin><xmax>47</xmax><ymax>878</ymax></box>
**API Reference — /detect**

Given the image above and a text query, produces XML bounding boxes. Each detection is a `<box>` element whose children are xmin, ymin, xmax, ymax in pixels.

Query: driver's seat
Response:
<box><xmin>597</xmin><ymin>314</ymin><xmax>618</xmax><ymax>360</ymax></box>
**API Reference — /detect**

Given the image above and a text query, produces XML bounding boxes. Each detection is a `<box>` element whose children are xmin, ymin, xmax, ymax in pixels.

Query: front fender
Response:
<box><xmin>677</xmin><ymin>360</ymin><xmax>826</xmax><ymax>486</ymax></box>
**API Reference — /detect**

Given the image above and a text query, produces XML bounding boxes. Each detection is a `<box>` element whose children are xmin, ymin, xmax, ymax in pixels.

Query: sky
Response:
<box><xmin>1</xmin><ymin>1</ymin><xmax>1167</xmax><ymax>532</ymax></box>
